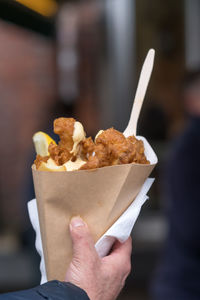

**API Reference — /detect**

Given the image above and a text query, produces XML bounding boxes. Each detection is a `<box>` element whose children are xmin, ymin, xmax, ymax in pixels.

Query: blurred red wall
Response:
<box><xmin>0</xmin><ymin>20</ymin><xmax>56</xmax><ymax>232</ymax></box>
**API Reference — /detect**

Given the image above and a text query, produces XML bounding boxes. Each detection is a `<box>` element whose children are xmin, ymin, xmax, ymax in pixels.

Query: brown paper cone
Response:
<box><xmin>32</xmin><ymin>137</ymin><xmax>157</xmax><ymax>281</ymax></box>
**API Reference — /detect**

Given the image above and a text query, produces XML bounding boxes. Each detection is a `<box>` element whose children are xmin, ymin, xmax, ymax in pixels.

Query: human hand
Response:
<box><xmin>65</xmin><ymin>217</ymin><xmax>132</xmax><ymax>300</ymax></box>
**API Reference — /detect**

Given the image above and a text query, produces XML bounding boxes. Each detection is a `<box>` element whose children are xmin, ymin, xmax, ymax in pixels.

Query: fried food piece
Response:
<box><xmin>48</xmin><ymin>143</ymin><xmax>72</xmax><ymax>166</ymax></box>
<box><xmin>54</xmin><ymin>118</ymin><xmax>75</xmax><ymax>151</ymax></box>
<box><xmin>80</xmin><ymin>142</ymin><xmax>110</xmax><ymax>170</ymax></box>
<box><xmin>36</xmin><ymin>118</ymin><xmax>85</xmax><ymax>167</ymax></box>
<box><xmin>94</xmin><ymin>143</ymin><xmax>111</xmax><ymax>167</ymax></box>
<box><xmin>34</xmin><ymin>155</ymin><xmax>49</xmax><ymax>169</ymax></box>
<box><xmin>97</xmin><ymin>128</ymin><xmax>149</xmax><ymax>165</ymax></box>
<box><xmin>80</xmin><ymin>128</ymin><xmax>149</xmax><ymax>170</ymax></box>
<box><xmin>45</xmin><ymin>118</ymin><xmax>75</xmax><ymax>166</ymax></box>
<box><xmin>127</xmin><ymin>136</ymin><xmax>149</xmax><ymax>164</ymax></box>
<box><xmin>95</xmin><ymin>128</ymin><xmax>128</xmax><ymax>166</ymax></box>
<box><xmin>79</xmin><ymin>155</ymin><xmax>99</xmax><ymax>170</ymax></box>
<box><xmin>34</xmin><ymin>118</ymin><xmax>149</xmax><ymax>171</ymax></box>
<box><xmin>81</xmin><ymin>137</ymin><xmax>95</xmax><ymax>157</ymax></box>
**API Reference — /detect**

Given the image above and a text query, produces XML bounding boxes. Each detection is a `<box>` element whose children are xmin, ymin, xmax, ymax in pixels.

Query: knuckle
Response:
<box><xmin>120</xmin><ymin>258</ymin><xmax>131</xmax><ymax>276</ymax></box>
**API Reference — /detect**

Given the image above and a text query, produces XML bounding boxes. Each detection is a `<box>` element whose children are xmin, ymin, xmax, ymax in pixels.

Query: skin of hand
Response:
<box><xmin>65</xmin><ymin>217</ymin><xmax>132</xmax><ymax>300</ymax></box>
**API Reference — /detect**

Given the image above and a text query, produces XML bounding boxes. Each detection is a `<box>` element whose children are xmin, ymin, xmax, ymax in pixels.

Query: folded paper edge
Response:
<box><xmin>95</xmin><ymin>178</ymin><xmax>154</xmax><ymax>255</ymax></box>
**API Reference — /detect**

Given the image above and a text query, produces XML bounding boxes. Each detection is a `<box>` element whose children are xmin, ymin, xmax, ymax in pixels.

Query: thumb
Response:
<box><xmin>69</xmin><ymin>217</ymin><xmax>97</xmax><ymax>262</ymax></box>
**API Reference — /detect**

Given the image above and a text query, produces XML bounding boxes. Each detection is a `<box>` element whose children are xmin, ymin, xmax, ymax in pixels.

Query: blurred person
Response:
<box><xmin>1</xmin><ymin>217</ymin><xmax>132</xmax><ymax>300</ymax></box>
<box><xmin>151</xmin><ymin>70</ymin><xmax>200</xmax><ymax>299</ymax></box>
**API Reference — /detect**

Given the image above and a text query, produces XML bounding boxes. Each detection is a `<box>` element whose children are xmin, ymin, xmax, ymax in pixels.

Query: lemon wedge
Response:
<box><xmin>33</xmin><ymin>131</ymin><xmax>56</xmax><ymax>156</ymax></box>
<box><xmin>38</xmin><ymin>158</ymin><xmax>66</xmax><ymax>172</ymax></box>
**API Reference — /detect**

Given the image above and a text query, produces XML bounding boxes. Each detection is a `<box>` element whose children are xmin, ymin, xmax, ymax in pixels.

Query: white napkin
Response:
<box><xmin>28</xmin><ymin>178</ymin><xmax>154</xmax><ymax>284</ymax></box>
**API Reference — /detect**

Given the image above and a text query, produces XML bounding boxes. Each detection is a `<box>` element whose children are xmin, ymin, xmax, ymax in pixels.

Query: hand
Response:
<box><xmin>65</xmin><ymin>217</ymin><xmax>132</xmax><ymax>300</ymax></box>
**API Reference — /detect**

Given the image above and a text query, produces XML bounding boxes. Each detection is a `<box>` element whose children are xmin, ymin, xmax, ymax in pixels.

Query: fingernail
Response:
<box><xmin>70</xmin><ymin>217</ymin><xmax>85</xmax><ymax>229</ymax></box>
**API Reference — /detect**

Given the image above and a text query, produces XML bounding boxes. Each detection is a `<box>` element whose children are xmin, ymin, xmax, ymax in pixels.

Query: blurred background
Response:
<box><xmin>0</xmin><ymin>0</ymin><xmax>199</xmax><ymax>299</ymax></box>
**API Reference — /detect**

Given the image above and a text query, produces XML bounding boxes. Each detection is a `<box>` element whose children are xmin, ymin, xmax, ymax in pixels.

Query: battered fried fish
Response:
<box><xmin>44</xmin><ymin>118</ymin><xmax>76</xmax><ymax>166</ymax></box>
<box><xmin>54</xmin><ymin>118</ymin><xmax>75</xmax><ymax>151</ymax></box>
<box><xmin>80</xmin><ymin>128</ymin><xmax>149</xmax><ymax>170</ymax></box>
<box><xmin>48</xmin><ymin>143</ymin><xmax>72</xmax><ymax>166</ymax></box>
<box><xmin>35</xmin><ymin>118</ymin><xmax>149</xmax><ymax>170</ymax></box>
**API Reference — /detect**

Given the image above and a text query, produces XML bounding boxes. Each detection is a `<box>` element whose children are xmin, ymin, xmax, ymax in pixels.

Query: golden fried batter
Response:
<box><xmin>34</xmin><ymin>155</ymin><xmax>49</xmax><ymax>169</ymax></box>
<box><xmin>42</xmin><ymin>117</ymin><xmax>76</xmax><ymax>167</ymax></box>
<box><xmin>48</xmin><ymin>143</ymin><xmax>72</xmax><ymax>166</ymax></box>
<box><xmin>54</xmin><ymin>118</ymin><xmax>75</xmax><ymax>151</ymax></box>
<box><xmin>81</xmin><ymin>137</ymin><xmax>95</xmax><ymax>157</ymax></box>
<box><xmin>80</xmin><ymin>155</ymin><xmax>99</xmax><ymax>170</ymax></box>
<box><xmin>127</xmin><ymin>136</ymin><xmax>149</xmax><ymax>164</ymax></box>
<box><xmin>34</xmin><ymin>118</ymin><xmax>149</xmax><ymax>170</ymax></box>
<box><xmin>96</xmin><ymin>128</ymin><xmax>129</xmax><ymax>166</ymax></box>
<box><xmin>80</xmin><ymin>128</ymin><xmax>149</xmax><ymax>170</ymax></box>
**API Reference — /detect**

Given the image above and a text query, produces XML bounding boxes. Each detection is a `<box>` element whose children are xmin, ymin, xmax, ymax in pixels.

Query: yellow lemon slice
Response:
<box><xmin>33</xmin><ymin>131</ymin><xmax>56</xmax><ymax>156</ymax></box>
<box><xmin>38</xmin><ymin>158</ymin><xmax>66</xmax><ymax>172</ymax></box>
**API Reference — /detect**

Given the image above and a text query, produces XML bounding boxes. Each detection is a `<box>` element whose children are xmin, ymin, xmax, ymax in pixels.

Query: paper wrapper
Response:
<box><xmin>32</xmin><ymin>136</ymin><xmax>157</xmax><ymax>281</ymax></box>
<box><xmin>28</xmin><ymin>178</ymin><xmax>154</xmax><ymax>284</ymax></box>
